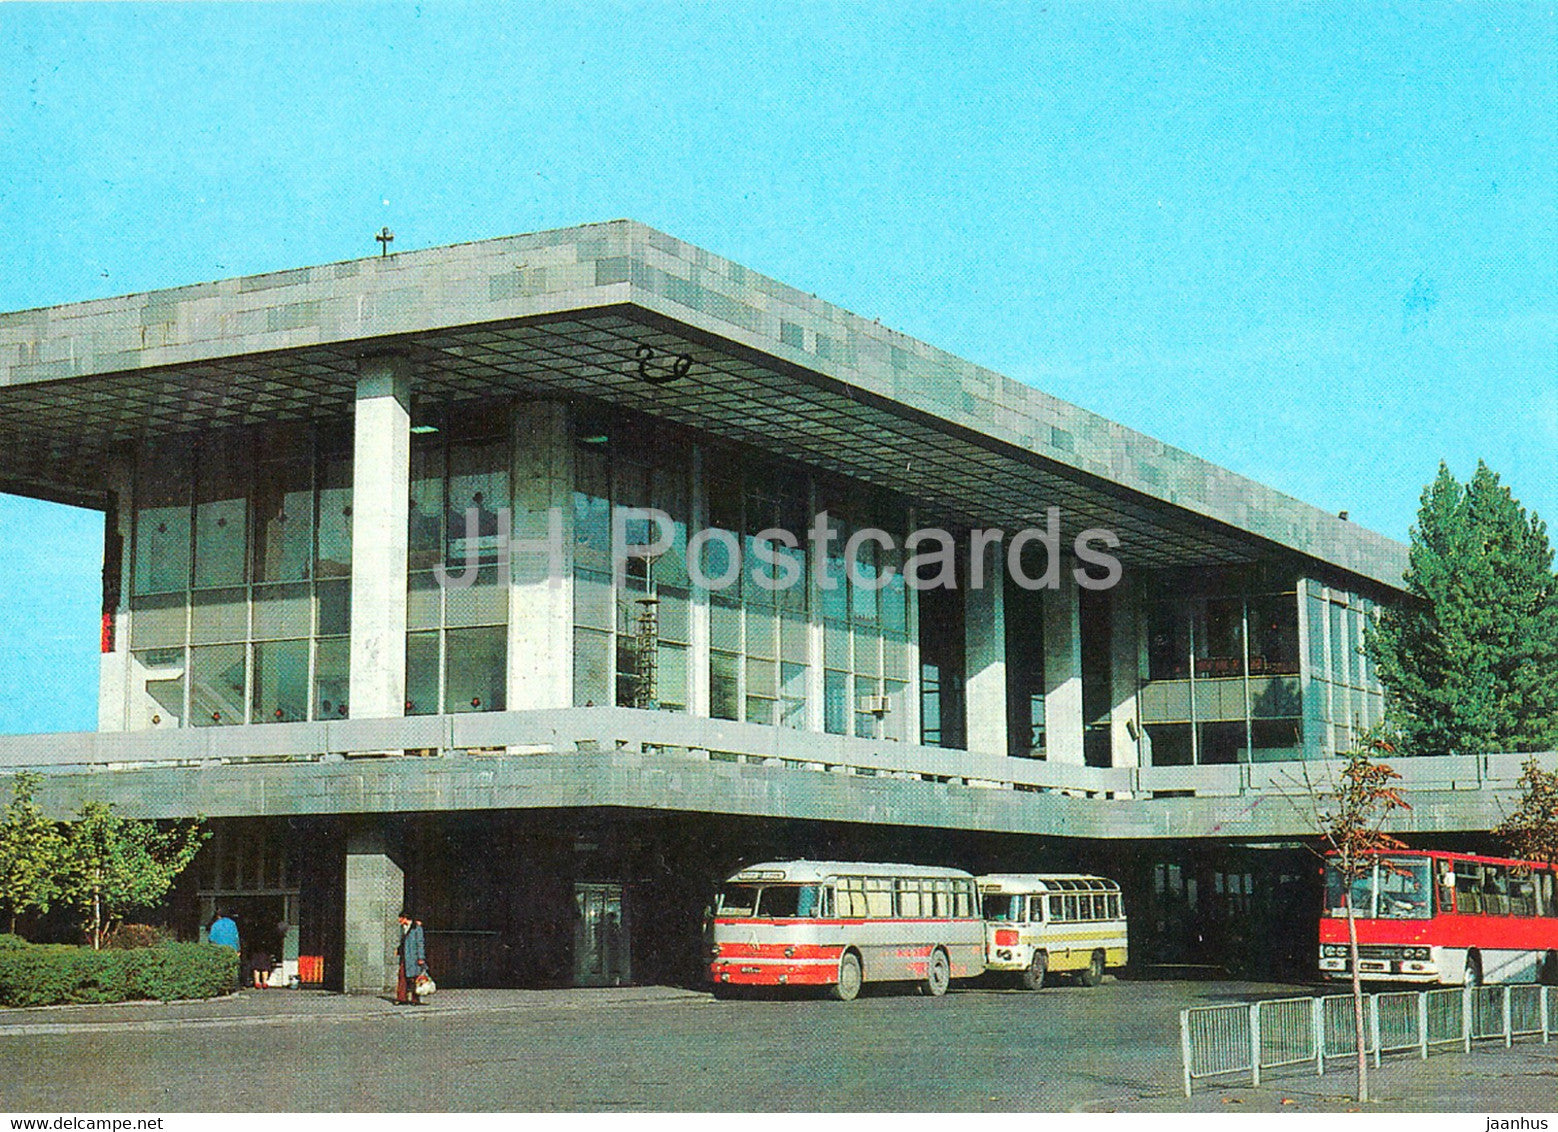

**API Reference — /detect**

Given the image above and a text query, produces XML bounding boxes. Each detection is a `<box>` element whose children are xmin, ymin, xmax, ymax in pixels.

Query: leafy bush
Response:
<box><xmin>103</xmin><ymin>923</ymin><xmax>169</xmax><ymax>950</ymax></box>
<box><xmin>0</xmin><ymin>938</ymin><xmax>236</xmax><ymax>1007</ymax></box>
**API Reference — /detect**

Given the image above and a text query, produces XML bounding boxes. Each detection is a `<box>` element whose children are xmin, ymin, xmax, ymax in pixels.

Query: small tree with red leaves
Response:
<box><xmin>1287</xmin><ymin>728</ymin><xmax>1411</xmax><ymax>1104</ymax></box>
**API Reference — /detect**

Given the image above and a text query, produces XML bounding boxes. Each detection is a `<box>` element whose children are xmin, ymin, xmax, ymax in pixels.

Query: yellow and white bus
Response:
<box><xmin>978</xmin><ymin>874</ymin><xmax>1128</xmax><ymax>989</ymax></box>
<box><xmin>709</xmin><ymin>861</ymin><xmax>986</xmax><ymax>1001</ymax></box>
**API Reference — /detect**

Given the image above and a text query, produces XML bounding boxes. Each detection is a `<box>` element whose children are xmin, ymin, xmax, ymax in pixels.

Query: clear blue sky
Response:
<box><xmin>1</xmin><ymin>3</ymin><xmax>1553</xmax><ymax>734</ymax></box>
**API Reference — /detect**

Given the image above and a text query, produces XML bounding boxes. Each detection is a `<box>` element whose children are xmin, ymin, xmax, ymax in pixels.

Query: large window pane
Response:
<box><xmin>573</xmin><ymin>628</ymin><xmax>611</xmax><ymax>707</ymax></box>
<box><xmin>824</xmin><ymin>669</ymin><xmax>848</xmax><ymax>735</ymax></box>
<box><xmin>658</xmin><ymin>643</ymin><xmax>688</xmax><ymax>712</ymax></box>
<box><xmin>253</xmin><ymin>427</ymin><xmax>313</xmax><ymax>583</ymax></box>
<box><xmin>252</xmin><ymin>639</ymin><xmax>309</xmax><ymax>723</ymax></box>
<box><xmin>405</xmin><ymin>631</ymin><xmax>440</xmax><ymax>716</ymax></box>
<box><xmin>1249</xmin><ymin>594</ymin><xmax>1299</xmax><ymax>675</ymax></box>
<box><xmin>189</xmin><ymin>643</ymin><xmax>246</xmax><ymax>726</ymax></box>
<box><xmin>408</xmin><ymin>446</ymin><xmax>444</xmax><ymax>572</ymax></box>
<box><xmin>193</xmin><ymin>440</ymin><xmax>249</xmax><ymax>589</ymax></box>
<box><xmin>133</xmin><ymin>444</ymin><xmax>190</xmax><ymax>595</ymax></box>
<box><xmin>447</xmin><ymin>440</ymin><xmax>509</xmax><ymax>567</ymax></box>
<box><xmin>133</xmin><ymin>647</ymin><xmax>185</xmax><ymax>727</ymax></box>
<box><xmin>710</xmin><ymin>651</ymin><xmax>740</xmax><ymax>721</ymax></box>
<box><xmin>314</xmin><ymin>636</ymin><xmax>349</xmax><ymax>720</ymax></box>
<box><xmin>1148</xmin><ymin>601</ymin><xmax>1190</xmax><ymax>679</ymax></box>
<box><xmin>315</xmin><ymin>447</ymin><xmax>353</xmax><ymax>578</ymax></box>
<box><xmin>445</xmin><ymin>626</ymin><xmax>506</xmax><ymax>713</ymax></box>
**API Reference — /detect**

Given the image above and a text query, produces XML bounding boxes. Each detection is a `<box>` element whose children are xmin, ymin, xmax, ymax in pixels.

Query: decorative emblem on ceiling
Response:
<box><xmin>634</xmin><ymin>345</ymin><xmax>692</xmax><ymax>385</ymax></box>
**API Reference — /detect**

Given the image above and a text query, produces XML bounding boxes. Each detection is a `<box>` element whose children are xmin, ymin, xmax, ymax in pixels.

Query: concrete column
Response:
<box><xmin>1108</xmin><ymin>573</ymin><xmax>1143</xmax><ymax>768</ymax></box>
<box><xmin>508</xmin><ymin>401</ymin><xmax>574</xmax><ymax>710</ymax></box>
<box><xmin>1043</xmin><ymin>569</ymin><xmax>1085</xmax><ymax>764</ymax></box>
<box><xmin>803</xmin><ymin>478</ymin><xmax>826</xmax><ymax>732</ymax></box>
<box><xmin>97</xmin><ymin>454</ymin><xmax>133</xmax><ymax>732</ymax></box>
<box><xmin>343</xmin><ymin>829</ymin><xmax>403</xmax><ymax>994</ymax></box>
<box><xmin>902</xmin><ymin>542</ymin><xmax>923</xmax><ymax>746</ymax></box>
<box><xmin>964</xmin><ymin>536</ymin><xmax>1008</xmax><ymax>756</ymax></box>
<box><xmin>349</xmin><ymin>355</ymin><xmax>412</xmax><ymax>720</ymax></box>
<box><xmin>688</xmin><ymin>447</ymin><xmax>711</xmax><ymax>716</ymax></box>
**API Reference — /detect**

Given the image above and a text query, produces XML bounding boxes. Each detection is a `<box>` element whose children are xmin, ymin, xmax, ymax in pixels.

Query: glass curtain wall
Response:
<box><xmin>1139</xmin><ymin>581</ymin><xmax>1302</xmax><ymax>764</ymax></box>
<box><xmin>405</xmin><ymin>402</ymin><xmax>511</xmax><ymax>716</ymax></box>
<box><xmin>1302</xmin><ymin>580</ymin><xmax>1386</xmax><ymax>756</ymax></box>
<box><xmin>567</xmin><ymin>406</ymin><xmax>912</xmax><ymax>740</ymax></box>
<box><xmin>571</xmin><ymin>412</ymin><xmax>694</xmax><ymax>712</ymax></box>
<box><xmin>812</xmin><ymin>483</ymin><xmax>910</xmax><ymax>740</ymax></box>
<box><xmin>127</xmin><ymin>422</ymin><xmax>353</xmax><ymax>727</ymax></box>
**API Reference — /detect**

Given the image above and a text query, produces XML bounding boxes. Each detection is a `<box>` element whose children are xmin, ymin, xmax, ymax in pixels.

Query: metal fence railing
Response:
<box><xmin>1181</xmin><ymin>983</ymin><xmax>1556</xmax><ymax>1096</ymax></box>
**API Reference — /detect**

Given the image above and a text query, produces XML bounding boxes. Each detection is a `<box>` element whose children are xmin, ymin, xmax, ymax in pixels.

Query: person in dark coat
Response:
<box><xmin>396</xmin><ymin>911</ymin><xmax>427</xmax><ymax>1005</ymax></box>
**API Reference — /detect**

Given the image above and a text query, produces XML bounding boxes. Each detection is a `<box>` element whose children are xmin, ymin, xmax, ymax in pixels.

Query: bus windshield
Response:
<box><xmin>716</xmin><ymin>884</ymin><xmax>824</xmax><ymax>918</ymax></box>
<box><xmin>1324</xmin><ymin>857</ymin><xmax>1432</xmax><ymax>920</ymax></box>
<box><xmin>982</xmin><ymin>894</ymin><xmax>1023</xmax><ymax>921</ymax></box>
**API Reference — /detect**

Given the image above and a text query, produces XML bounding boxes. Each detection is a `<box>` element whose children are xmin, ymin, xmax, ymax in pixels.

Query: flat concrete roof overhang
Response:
<box><xmin>2</xmin><ymin>708</ymin><xmax>1547</xmax><ymax>840</ymax></box>
<box><xmin>0</xmin><ymin>220</ymin><xmax>1407</xmax><ymax>588</ymax></box>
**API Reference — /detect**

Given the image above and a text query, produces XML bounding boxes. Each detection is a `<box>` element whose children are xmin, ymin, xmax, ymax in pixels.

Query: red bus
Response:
<box><xmin>1319</xmin><ymin>850</ymin><xmax>1558</xmax><ymax>985</ymax></box>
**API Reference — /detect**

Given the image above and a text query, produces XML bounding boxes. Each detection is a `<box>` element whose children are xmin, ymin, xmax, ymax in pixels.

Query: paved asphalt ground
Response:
<box><xmin>0</xmin><ymin>979</ymin><xmax>1553</xmax><ymax>1112</ymax></box>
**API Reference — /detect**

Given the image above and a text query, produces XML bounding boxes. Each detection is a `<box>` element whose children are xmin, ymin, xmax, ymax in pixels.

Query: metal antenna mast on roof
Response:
<box><xmin>376</xmin><ymin>227</ymin><xmax>394</xmax><ymax>256</ymax></box>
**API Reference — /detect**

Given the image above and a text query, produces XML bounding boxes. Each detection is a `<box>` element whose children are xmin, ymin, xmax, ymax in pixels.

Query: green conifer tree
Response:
<box><xmin>1369</xmin><ymin>462</ymin><xmax>1558</xmax><ymax>754</ymax></box>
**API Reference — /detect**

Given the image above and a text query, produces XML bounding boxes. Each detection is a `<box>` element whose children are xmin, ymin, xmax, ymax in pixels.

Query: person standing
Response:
<box><xmin>208</xmin><ymin>911</ymin><xmax>241</xmax><ymax>989</ymax></box>
<box><xmin>395</xmin><ymin>911</ymin><xmax>427</xmax><ymax>1005</ymax></box>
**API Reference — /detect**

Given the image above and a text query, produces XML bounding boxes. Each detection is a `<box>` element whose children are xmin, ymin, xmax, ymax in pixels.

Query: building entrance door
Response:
<box><xmin>573</xmin><ymin>882</ymin><xmax>630</xmax><ymax>986</ymax></box>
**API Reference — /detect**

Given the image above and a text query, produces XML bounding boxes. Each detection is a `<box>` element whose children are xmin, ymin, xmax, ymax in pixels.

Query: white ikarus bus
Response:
<box><xmin>708</xmin><ymin>861</ymin><xmax>986</xmax><ymax>1001</ymax></box>
<box><xmin>978</xmin><ymin>874</ymin><xmax>1128</xmax><ymax>989</ymax></box>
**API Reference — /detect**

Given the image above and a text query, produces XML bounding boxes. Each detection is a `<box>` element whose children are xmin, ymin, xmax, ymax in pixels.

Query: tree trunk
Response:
<box><xmin>1345</xmin><ymin>888</ymin><xmax>1369</xmax><ymax>1103</ymax></box>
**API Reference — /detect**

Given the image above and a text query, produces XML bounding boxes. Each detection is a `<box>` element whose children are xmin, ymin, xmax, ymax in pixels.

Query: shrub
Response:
<box><xmin>0</xmin><ymin>939</ymin><xmax>236</xmax><ymax>1007</ymax></box>
<box><xmin>104</xmin><ymin>923</ymin><xmax>169</xmax><ymax>950</ymax></box>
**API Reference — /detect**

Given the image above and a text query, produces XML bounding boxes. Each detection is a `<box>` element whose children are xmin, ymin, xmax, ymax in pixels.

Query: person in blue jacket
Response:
<box><xmin>396</xmin><ymin>911</ymin><xmax>427</xmax><ymax>1005</ymax></box>
<box><xmin>208</xmin><ymin>911</ymin><xmax>241</xmax><ymax>988</ymax></box>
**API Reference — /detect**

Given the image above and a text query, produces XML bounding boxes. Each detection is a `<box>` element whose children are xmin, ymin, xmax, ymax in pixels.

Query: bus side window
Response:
<box><xmin>864</xmin><ymin>877</ymin><xmax>893</xmax><ymax>918</ymax></box>
<box><xmin>840</xmin><ymin>877</ymin><xmax>867</xmax><ymax>918</ymax></box>
<box><xmin>1543</xmin><ymin>871</ymin><xmax>1558</xmax><ymax>918</ymax></box>
<box><xmin>1510</xmin><ymin>872</ymin><xmax>1537</xmax><ymax>917</ymax></box>
<box><xmin>953</xmin><ymin>882</ymin><xmax>971</xmax><ymax>919</ymax></box>
<box><xmin>1456</xmin><ymin>866</ymin><xmax>1483</xmax><ymax>915</ymax></box>
<box><xmin>1484</xmin><ymin>865</ymin><xmax>1509</xmax><ymax>916</ymax></box>
<box><xmin>818</xmin><ymin>886</ymin><xmax>834</xmax><ymax>918</ymax></box>
<box><xmin>1050</xmin><ymin>895</ymin><xmax>1063</xmax><ymax>921</ymax></box>
<box><xmin>1064</xmin><ymin>894</ymin><xmax>1079</xmax><ymax>921</ymax></box>
<box><xmin>897</xmin><ymin>879</ymin><xmax>922</xmax><ymax>918</ymax></box>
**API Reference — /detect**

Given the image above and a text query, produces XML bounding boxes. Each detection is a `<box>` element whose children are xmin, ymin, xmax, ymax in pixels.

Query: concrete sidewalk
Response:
<box><xmin>0</xmin><ymin>985</ymin><xmax>705</xmax><ymax>1036</ymax></box>
<box><xmin>1099</xmin><ymin>1042</ymin><xmax>1558</xmax><ymax>1114</ymax></box>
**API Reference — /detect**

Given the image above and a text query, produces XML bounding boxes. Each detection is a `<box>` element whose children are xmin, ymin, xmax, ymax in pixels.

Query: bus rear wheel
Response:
<box><xmin>831</xmin><ymin>952</ymin><xmax>862</xmax><ymax>1002</ymax></box>
<box><xmin>921</xmin><ymin>948</ymin><xmax>951</xmax><ymax>997</ymax></box>
<box><xmin>1078</xmin><ymin>950</ymin><xmax>1105</xmax><ymax>987</ymax></box>
<box><xmin>1021</xmin><ymin>951</ymin><xmax>1048</xmax><ymax>991</ymax></box>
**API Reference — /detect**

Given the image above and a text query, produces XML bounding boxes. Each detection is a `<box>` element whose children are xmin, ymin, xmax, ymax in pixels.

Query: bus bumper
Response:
<box><xmin>1318</xmin><ymin>956</ymin><xmax>1439</xmax><ymax>981</ymax></box>
<box><xmin>708</xmin><ymin>958</ymin><xmax>838</xmax><ymax>987</ymax></box>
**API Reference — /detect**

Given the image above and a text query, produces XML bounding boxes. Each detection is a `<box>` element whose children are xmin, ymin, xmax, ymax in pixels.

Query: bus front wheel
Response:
<box><xmin>831</xmin><ymin>952</ymin><xmax>862</xmax><ymax>1002</ymax></box>
<box><xmin>921</xmin><ymin>948</ymin><xmax>951</xmax><ymax>997</ymax></box>
<box><xmin>1021</xmin><ymin>951</ymin><xmax>1048</xmax><ymax>991</ymax></box>
<box><xmin>1078</xmin><ymin>950</ymin><xmax>1105</xmax><ymax>987</ymax></box>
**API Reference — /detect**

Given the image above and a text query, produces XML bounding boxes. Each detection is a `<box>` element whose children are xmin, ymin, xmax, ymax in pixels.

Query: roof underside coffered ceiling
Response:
<box><xmin>0</xmin><ymin>303</ymin><xmax>1307</xmax><ymax>573</ymax></box>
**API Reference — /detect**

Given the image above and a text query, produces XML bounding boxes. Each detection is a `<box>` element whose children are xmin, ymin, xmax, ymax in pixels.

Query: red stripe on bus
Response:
<box><xmin>1319</xmin><ymin>915</ymin><xmax>1558</xmax><ymax>950</ymax></box>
